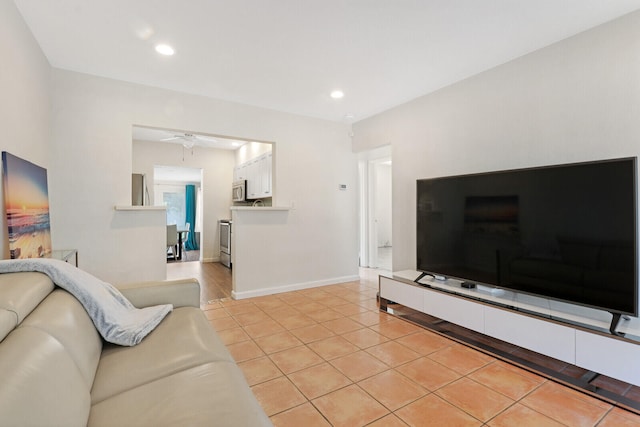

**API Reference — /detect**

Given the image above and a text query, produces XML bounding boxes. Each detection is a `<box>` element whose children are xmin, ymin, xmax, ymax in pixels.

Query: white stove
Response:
<box><xmin>219</xmin><ymin>219</ymin><xmax>232</xmax><ymax>268</ymax></box>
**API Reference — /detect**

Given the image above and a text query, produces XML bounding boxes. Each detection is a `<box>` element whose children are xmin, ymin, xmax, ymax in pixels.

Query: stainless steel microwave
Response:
<box><xmin>232</xmin><ymin>180</ymin><xmax>246</xmax><ymax>202</ymax></box>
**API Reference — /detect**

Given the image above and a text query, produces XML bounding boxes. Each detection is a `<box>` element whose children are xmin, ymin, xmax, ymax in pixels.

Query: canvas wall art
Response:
<box><xmin>1</xmin><ymin>152</ymin><xmax>52</xmax><ymax>259</ymax></box>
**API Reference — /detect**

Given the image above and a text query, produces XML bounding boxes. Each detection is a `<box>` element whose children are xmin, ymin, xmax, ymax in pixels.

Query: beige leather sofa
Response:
<box><xmin>0</xmin><ymin>271</ymin><xmax>271</xmax><ymax>426</ymax></box>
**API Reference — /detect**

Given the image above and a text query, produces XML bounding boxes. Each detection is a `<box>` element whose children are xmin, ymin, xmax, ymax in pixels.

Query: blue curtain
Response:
<box><xmin>184</xmin><ymin>185</ymin><xmax>199</xmax><ymax>250</ymax></box>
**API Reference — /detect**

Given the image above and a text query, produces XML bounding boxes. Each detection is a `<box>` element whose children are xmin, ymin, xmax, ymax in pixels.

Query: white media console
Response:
<box><xmin>380</xmin><ymin>270</ymin><xmax>640</xmax><ymax>387</ymax></box>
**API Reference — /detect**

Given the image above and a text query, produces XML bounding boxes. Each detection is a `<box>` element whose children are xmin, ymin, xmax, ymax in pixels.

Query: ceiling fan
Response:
<box><xmin>160</xmin><ymin>133</ymin><xmax>200</xmax><ymax>149</ymax></box>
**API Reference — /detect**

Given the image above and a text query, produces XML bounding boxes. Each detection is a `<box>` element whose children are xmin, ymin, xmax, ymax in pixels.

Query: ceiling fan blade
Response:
<box><xmin>195</xmin><ymin>135</ymin><xmax>217</xmax><ymax>143</ymax></box>
<box><xmin>161</xmin><ymin>136</ymin><xmax>182</xmax><ymax>141</ymax></box>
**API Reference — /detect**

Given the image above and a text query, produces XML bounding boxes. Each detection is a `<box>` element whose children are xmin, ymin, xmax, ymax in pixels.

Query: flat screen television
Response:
<box><xmin>416</xmin><ymin>157</ymin><xmax>638</xmax><ymax>324</ymax></box>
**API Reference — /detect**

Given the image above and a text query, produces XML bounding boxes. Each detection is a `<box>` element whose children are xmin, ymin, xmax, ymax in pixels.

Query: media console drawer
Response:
<box><xmin>484</xmin><ymin>305</ymin><xmax>575</xmax><ymax>364</ymax></box>
<box><xmin>575</xmin><ymin>330</ymin><xmax>640</xmax><ymax>386</ymax></box>
<box><xmin>423</xmin><ymin>288</ymin><xmax>484</xmax><ymax>333</ymax></box>
<box><xmin>380</xmin><ymin>276</ymin><xmax>423</xmax><ymax>312</ymax></box>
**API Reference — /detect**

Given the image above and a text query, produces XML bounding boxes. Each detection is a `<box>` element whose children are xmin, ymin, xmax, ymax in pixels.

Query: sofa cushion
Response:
<box><xmin>88</xmin><ymin>361</ymin><xmax>271</xmax><ymax>427</ymax></box>
<box><xmin>0</xmin><ymin>310</ymin><xmax>15</xmax><ymax>342</ymax></box>
<box><xmin>0</xmin><ymin>272</ymin><xmax>54</xmax><ymax>341</ymax></box>
<box><xmin>91</xmin><ymin>306</ymin><xmax>234</xmax><ymax>404</ymax></box>
<box><xmin>0</xmin><ymin>327</ymin><xmax>91</xmax><ymax>427</ymax></box>
<box><xmin>117</xmin><ymin>278</ymin><xmax>200</xmax><ymax>308</ymax></box>
<box><xmin>21</xmin><ymin>289</ymin><xmax>103</xmax><ymax>388</ymax></box>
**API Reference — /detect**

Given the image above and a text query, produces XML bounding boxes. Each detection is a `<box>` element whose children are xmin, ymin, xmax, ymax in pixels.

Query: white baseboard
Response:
<box><xmin>231</xmin><ymin>274</ymin><xmax>360</xmax><ymax>300</ymax></box>
<box><xmin>202</xmin><ymin>257</ymin><xmax>219</xmax><ymax>263</ymax></box>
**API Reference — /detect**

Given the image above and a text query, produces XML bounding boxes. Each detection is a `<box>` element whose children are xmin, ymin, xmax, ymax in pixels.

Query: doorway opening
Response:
<box><xmin>358</xmin><ymin>146</ymin><xmax>392</xmax><ymax>272</ymax></box>
<box><xmin>155</xmin><ymin>165</ymin><xmax>203</xmax><ymax>263</ymax></box>
<box><xmin>132</xmin><ymin>124</ymin><xmax>275</xmax><ymax>268</ymax></box>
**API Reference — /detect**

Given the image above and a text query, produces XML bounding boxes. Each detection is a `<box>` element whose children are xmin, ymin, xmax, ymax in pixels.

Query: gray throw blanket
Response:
<box><xmin>0</xmin><ymin>258</ymin><xmax>172</xmax><ymax>346</ymax></box>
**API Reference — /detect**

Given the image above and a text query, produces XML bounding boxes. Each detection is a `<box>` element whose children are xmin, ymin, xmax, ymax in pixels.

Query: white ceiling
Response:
<box><xmin>154</xmin><ymin>165</ymin><xmax>202</xmax><ymax>183</ymax></box>
<box><xmin>15</xmin><ymin>0</ymin><xmax>640</xmax><ymax>122</ymax></box>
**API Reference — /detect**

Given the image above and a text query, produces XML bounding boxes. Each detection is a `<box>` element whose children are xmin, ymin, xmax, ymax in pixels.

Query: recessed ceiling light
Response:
<box><xmin>330</xmin><ymin>90</ymin><xmax>344</xmax><ymax>99</ymax></box>
<box><xmin>344</xmin><ymin>113</ymin><xmax>355</xmax><ymax>120</ymax></box>
<box><xmin>155</xmin><ymin>44</ymin><xmax>175</xmax><ymax>56</ymax></box>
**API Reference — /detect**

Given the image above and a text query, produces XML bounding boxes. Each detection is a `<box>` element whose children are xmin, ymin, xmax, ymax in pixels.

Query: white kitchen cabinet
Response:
<box><xmin>235</xmin><ymin>151</ymin><xmax>273</xmax><ymax>199</ymax></box>
<box><xmin>235</xmin><ymin>163</ymin><xmax>248</xmax><ymax>181</ymax></box>
<box><xmin>259</xmin><ymin>152</ymin><xmax>272</xmax><ymax>197</ymax></box>
<box><xmin>246</xmin><ymin>158</ymin><xmax>260</xmax><ymax>199</ymax></box>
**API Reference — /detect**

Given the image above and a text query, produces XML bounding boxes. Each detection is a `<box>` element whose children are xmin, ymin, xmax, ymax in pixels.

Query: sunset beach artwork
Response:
<box><xmin>2</xmin><ymin>152</ymin><xmax>51</xmax><ymax>259</ymax></box>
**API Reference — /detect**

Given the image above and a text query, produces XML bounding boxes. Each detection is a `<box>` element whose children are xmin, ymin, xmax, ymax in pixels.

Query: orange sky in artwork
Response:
<box><xmin>3</xmin><ymin>152</ymin><xmax>49</xmax><ymax>210</ymax></box>
<box><xmin>5</xmin><ymin>177</ymin><xmax>49</xmax><ymax>210</ymax></box>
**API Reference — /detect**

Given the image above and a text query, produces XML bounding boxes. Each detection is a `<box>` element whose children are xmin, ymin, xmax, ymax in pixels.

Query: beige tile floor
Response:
<box><xmin>201</xmin><ymin>269</ymin><xmax>640</xmax><ymax>426</ymax></box>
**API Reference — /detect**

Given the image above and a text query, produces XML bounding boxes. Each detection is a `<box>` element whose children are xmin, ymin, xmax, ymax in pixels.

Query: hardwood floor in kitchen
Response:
<box><xmin>166</xmin><ymin>260</ymin><xmax>232</xmax><ymax>303</ymax></box>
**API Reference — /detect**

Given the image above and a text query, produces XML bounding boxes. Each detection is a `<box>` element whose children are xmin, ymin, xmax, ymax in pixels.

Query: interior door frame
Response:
<box><xmin>358</xmin><ymin>145</ymin><xmax>391</xmax><ymax>269</ymax></box>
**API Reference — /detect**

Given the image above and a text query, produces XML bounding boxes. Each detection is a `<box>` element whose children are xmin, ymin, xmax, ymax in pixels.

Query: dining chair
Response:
<box><xmin>166</xmin><ymin>224</ymin><xmax>178</xmax><ymax>261</ymax></box>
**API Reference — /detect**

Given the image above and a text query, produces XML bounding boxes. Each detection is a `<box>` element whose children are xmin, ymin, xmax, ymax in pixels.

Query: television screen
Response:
<box><xmin>416</xmin><ymin>157</ymin><xmax>638</xmax><ymax>316</ymax></box>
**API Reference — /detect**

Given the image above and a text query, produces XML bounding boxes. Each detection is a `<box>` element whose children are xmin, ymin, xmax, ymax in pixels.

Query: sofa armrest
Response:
<box><xmin>115</xmin><ymin>278</ymin><xmax>200</xmax><ymax>308</ymax></box>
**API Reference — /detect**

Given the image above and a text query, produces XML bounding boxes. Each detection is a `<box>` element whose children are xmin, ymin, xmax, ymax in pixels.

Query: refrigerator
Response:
<box><xmin>131</xmin><ymin>173</ymin><xmax>146</xmax><ymax>206</ymax></box>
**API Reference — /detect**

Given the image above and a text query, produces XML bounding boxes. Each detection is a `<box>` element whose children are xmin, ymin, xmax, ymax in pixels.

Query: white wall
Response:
<box><xmin>133</xmin><ymin>139</ymin><xmax>235</xmax><ymax>262</ymax></box>
<box><xmin>232</xmin><ymin>113</ymin><xmax>360</xmax><ymax>297</ymax></box>
<box><xmin>0</xmin><ymin>0</ymin><xmax>51</xmax><ymax>258</ymax></box>
<box><xmin>49</xmin><ymin>69</ymin><xmax>358</xmax><ymax>286</ymax></box>
<box><xmin>352</xmin><ymin>11</ymin><xmax>640</xmax><ymax>272</ymax></box>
